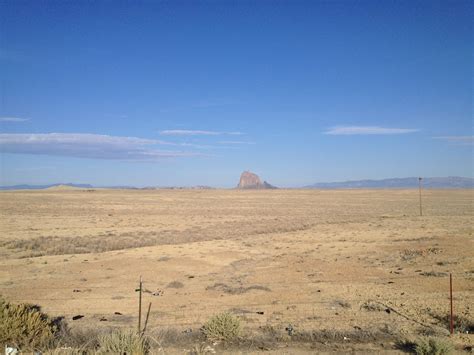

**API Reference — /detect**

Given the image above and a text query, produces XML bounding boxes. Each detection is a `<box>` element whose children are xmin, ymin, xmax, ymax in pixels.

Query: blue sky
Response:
<box><xmin>0</xmin><ymin>0</ymin><xmax>472</xmax><ymax>187</ymax></box>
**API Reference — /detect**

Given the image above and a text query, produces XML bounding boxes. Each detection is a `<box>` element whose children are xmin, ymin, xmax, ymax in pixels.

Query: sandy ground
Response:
<box><xmin>0</xmin><ymin>189</ymin><xmax>473</xmax><ymax>352</ymax></box>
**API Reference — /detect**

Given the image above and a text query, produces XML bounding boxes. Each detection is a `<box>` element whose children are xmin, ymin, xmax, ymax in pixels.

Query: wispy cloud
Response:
<box><xmin>324</xmin><ymin>126</ymin><xmax>419</xmax><ymax>135</ymax></box>
<box><xmin>160</xmin><ymin>130</ymin><xmax>243</xmax><ymax>136</ymax></box>
<box><xmin>0</xmin><ymin>117</ymin><xmax>29</xmax><ymax>122</ymax></box>
<box><xmin>218</xmin><ymin>141</ymin><xmax>256</xmax><ymax>145</ymax></box>
<box><xmin>433</xmin><ymin>136</ymin><xmax>474</xmax><ymax>145</ymax></box>
<box><xmin>0</xmin><ymin>133</ymin><xmax>204</xmax><ymax>160</ymax></box>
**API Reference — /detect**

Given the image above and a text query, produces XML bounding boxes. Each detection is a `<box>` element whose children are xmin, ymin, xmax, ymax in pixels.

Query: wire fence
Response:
<box><xmin>2</xmin><ymin>273</ymin><xmax>471</xmax><ymax>332</ymax></box>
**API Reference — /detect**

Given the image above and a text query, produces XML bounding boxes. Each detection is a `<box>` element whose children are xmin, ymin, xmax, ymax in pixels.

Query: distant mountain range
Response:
<box><xmin>0</xmin><ymin>183</ymin><xmax>212</xmax><ymax>190</ymax></box>
<box><xmin>304</xmin><ymin>177</ymin><xmax>474</xmax><ymax>189</ymax></box>
<box><xmin>1</xmin><ymin>176</ymin><xmax>472</xmax><ymax>190</ymax></box>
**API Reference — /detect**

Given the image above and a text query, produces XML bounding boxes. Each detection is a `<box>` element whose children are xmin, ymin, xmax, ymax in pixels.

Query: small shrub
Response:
<box><xmin>97</xmin><ymin>329</ymin><xmax>149</xmax><ymax>354</ymax></box>
<box><xmin>395</xmin><ymin>338</ymin><xmax>415</xmax><ymax>352</ymax></box>
<box><xmin>414</xmin><ymin>337</ymin><xmax>453</xmax><ymax>355</ymax></box>
<box><xmin>206</xmin><ymin>283</ymin><xmax>270</xmax><ymax>295</ymax></box>
<box><xmin>334</xmin><ymin>299</ymin><xmax>351</xmax><ymax>309</ymax></box>
<box><xmin>430</xmin><ymin>312</ymin><xmax>474</xmax><ymax>333</ymax></box>
<box><xmin>167</xmin><ymin>281</ymin><xmax>184</xmax><ymax>289</ymax></box>
<box><xmin>202</xmin><ymin>313</ymin><xmax>241</xmax><ymax>342</ymax></box>
<box><xmin>0</xmin><ymin>297</ymin><xmax>60</xmax><ymax>351</ymax></box>
<box><xmin>420</xmin><ymin>271</ymin><xmax>448</xmax><ymax>277</ymax></box>
<box><xmin>455</xmin><ymin>314</ymin><xmax>474</xmax><ymax>333</ymax></box>
<box><xmin>361</xmin><ymin>300</ymin><xmax>385</xmax><ymax>312</ymax></box>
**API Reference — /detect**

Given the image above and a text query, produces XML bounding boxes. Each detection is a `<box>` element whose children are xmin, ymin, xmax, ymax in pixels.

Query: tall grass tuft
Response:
<box><xmin>97</xmin><ymin>329</ymin><xmax>149</xmax><ymax>354</ymax></box>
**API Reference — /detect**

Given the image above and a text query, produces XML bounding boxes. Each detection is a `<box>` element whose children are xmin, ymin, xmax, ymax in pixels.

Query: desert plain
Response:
<box><xmin>0</xmin><ymin>188</ymin><xmax>473</xmax><ymax>352</ymax></box>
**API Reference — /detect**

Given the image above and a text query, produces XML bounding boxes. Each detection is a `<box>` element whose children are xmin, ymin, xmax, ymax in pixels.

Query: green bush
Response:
<box><xmin>97</xmin><ymin>329</ymin><xmax>148</xmax><ymax>354</ymax></box>
<box><xmin>0</xmin><ymin>297</ymin><xmax>59</xmax><ymax>351</ymax></box>
<box><xmin>414</xmin><ymin>337</ymin><xmax>453</xmax><ymax>355</ymax></box>
<box><xmin>202</xmin><ymin>312</ymin><xmax>241</xmax><ymax>342</ymax></box>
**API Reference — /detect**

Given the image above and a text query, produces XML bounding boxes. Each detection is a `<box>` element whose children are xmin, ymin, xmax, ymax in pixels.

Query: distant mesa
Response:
<box><xmin>237</xmin><ymin>171</ymin><xmax>277</xmax><ymax>189</ymax></box>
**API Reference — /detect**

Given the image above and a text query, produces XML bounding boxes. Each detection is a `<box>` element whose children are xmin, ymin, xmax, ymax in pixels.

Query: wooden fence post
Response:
<box><xmin>450</xmin><ymin>273</ymin><xmax>454</xmax><ymax>335</ymax></box>
<box><xmin>138</xmin><ymin>276</ymin><xmax>142</xmax><ymax>333</ymax></box>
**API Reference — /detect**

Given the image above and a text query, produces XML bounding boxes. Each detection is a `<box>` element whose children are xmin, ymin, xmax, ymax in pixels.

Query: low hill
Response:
<box><xmin>45</xmin><ymin>184</ymin><xmax>86</xmax><ymax>190</ymax></box>
<box><xmin>0</xmin><ymin>183</ymin><xmax>94</xmax><ymax>191</ymax></box>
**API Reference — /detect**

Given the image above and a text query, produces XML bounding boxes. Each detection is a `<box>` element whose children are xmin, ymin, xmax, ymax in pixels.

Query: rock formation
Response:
<box><xmin>237</xmin><ymin>171</ymin><xmax>277</xmax><ymax>189</ymax></box>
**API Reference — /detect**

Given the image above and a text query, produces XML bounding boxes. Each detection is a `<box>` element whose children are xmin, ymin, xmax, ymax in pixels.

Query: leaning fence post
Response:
<box><xmin>142</xmin><ymin>302</ymin><xmax>152</xmax><ymax>334</ymax></box>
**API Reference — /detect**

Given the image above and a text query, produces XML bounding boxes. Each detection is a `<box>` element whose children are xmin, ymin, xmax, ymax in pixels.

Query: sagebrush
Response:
<box><xmin>0</xmin><ymin>297</ymin><xmax>60</xmax><ymax>350</ymax></box>
<box><xmin>414</xmin><ymin>337</ymin><xmax>453</xmax><ymax>355</ymax></box>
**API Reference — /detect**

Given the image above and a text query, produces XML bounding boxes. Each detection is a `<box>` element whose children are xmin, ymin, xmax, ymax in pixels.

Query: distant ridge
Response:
<box><xmin>0</xmin><ymin>183</ymin><xmax>213</xmax><ymax>191</ymax></box>
<box><xmin>305</xmin><ymin>177</ymin><xmax>474</xmax><ymax>189</ymax></box>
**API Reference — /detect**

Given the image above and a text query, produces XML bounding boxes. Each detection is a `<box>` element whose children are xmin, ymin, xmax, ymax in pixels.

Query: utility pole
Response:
<box><xmin>418</xmin><ymin>177</ymin><xmax>423</xmax><ymax>216</ymax></box>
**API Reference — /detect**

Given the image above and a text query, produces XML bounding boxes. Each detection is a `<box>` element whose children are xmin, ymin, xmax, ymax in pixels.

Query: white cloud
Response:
<box><xmin>160</xmin><ymin>130</ymin><xmax>243</xmax><ymax>136</ymax></box>
<box><xmin>0</xmin><ymin>133</ymin><xmax>203</xmax><ymax>160</ymax></box>
<box><xmin>324</xmin><ymin>126</ymin><xmax>419</xmax><ymax>135</ymax></box>
<box><xmin>433</xmin><ymin>136</ymin><xmax>474</xmax><ymax>145</ymax></box>
<box><xmin>0</xmin><ymin>117</ymin><xmax>29</xmax><ymax>122</ymax></box>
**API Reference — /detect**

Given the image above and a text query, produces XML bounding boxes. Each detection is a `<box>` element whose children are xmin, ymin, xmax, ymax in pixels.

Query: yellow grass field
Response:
<box><xmin>0</xmin><ymin>189</ymin><xmax>473</xmax><ymax>352</ymax></box>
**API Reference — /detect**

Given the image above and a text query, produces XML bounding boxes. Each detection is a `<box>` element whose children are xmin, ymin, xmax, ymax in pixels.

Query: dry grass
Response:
<box><xmin>0</xmin><ymin>219</ymin><xmax>317</xmax><ymax>258</ymax></box>
<box><xmin>0</xmin><ymin>295</ymin><xmax>467</xmax><ymax>353</ymax></box>
<box><xmin>0</xmin><ymin>189</ymin><xmax>473</xmax><ymax>352</ymax></box>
